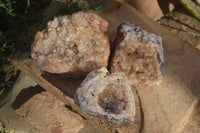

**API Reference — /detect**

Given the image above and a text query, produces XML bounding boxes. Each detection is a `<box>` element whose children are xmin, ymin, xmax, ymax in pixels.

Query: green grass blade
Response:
<box><xmin>0</xmin><ymin>88</ymin><xmax>5</xmax><ymax>95</ymax></box>
<box><xmin>95</xmin><ymin>2</ymin><xmax>103</xmax><ymax>10</ymax></box>
<box><xmin>0</xmin><ymin>31</ymin><xmax>5</xmax><ymax>39</ymax></box>
<box><xmin>27</xmin><ymin>0</ymin><xmax>30</xmax><ymax>8</ymax></box>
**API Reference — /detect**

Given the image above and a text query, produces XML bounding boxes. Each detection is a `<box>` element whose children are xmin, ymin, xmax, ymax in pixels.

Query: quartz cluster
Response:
<box><xmin>31</xmin><ymin>12</ymin><xmax>110</xmax><ymax>75</ymax></box>
<box><xmin>111</xmin><ymin>22</ymin><xmax>164</xmax><ymax>86</ymax></box>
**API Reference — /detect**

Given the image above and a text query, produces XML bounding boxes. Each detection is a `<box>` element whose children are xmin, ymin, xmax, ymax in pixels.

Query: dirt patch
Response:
<box><xmin>158</xmin><ymin>5</ymin><xmax>200</xmax><ymax>50</ymax></box>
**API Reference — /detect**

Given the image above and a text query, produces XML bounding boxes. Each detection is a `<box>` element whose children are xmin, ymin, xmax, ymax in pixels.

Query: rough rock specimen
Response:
<box><xmin>74</xmin><ymin>67</ymin><xmax>136</xmax><ymax>123</ymax></box>
<box><xmin>16</xmin><ymin>91</ymin><xmax>84</xmax><ymax>133</ymax></box>
<box><xmin>31</xmin><ymin>12</ymin><xmax>110</xmax><ymax>75</ymax></box>
<box><xmin>110</xmin><ymin>22</ymin><xmax>164</xmax><ymax>86</ymax></box>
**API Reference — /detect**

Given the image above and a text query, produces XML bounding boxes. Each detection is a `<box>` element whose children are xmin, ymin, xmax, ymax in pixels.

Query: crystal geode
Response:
<box><xmin>111</xmin><ymin>22</ymin><xmax>164</xmax><ymax>86</ymax></box>
<box><xmin>74</xmin><ymin>67</ymin><xmax>136</xmax><ymax>123</ymax></box>
<box><xmin>31</xmin><ymin>12</ymin><xmax>110</xmax><ymax>75</ymax></box>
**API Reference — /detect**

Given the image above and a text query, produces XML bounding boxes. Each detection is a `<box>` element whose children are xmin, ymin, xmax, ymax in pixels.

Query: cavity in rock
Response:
<box><xmin>74</xmin><ymin>67</ymin><xmax>136</xmax><ymax>123</ymax></box>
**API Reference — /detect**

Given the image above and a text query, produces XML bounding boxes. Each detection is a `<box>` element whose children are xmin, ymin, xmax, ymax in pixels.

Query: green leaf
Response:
<box><xmin>27</xmin><ymin>0</ymin><xmax>30</xmax><ymax>8</ymax></box>
<box><xmin>0</xmin><ymin>88</ymin><xmax>5</xmax><ymax>95</ymax></box>
<box><xmin>0</xmin><ymin>51</ymin><xmax>8</xmax><ymax>57</ymax></box>
<box><xmin>5</xmin><ymin>81</ymin><xmax>13</xmax><ymax>87</ymax></box>
<box><xmin>0</xmin><ymin>64</ymin><xmax>11</xmax><ymax>71</ymax></box>
<box><xmin>180</xmin><ymin>0</ymin><xmax>200</xmax><ymax>20</ymax></box>
<box><xmin>0</xmin><ymin>31</ymin><xmax>5</xmax><ymax>39</ymax></box>
<box><xmin>6</xmin><ymin>0</ymin><xmax>12</xmax><ymax>11</ymax></box>
<box><xmin>95</xmin><ymin>2</ymin><xmax>103</xmax><ymax>10</ymax></box>
<box><xmin>0</xmin><ymin>128</ymin><xmax>7</xmax><ymax>131</ymax></box>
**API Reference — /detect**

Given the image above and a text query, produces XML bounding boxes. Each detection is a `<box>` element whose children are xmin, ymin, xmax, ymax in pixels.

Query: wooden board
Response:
<box><xmin>14</xmin><ymin>0</ymin><xmax>200</xmax><ymax>132</ymax></box>
<box><xmin>13</xmin><ymin>59</ymin><xmax>141</xmax><ymax>133</ymax></box>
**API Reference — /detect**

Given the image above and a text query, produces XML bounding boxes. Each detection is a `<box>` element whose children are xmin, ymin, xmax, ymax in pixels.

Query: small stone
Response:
<box><xmin>110</xmin><ymin>22</ymin><xmax>164</xmax><ymax>86</ymax></box>
<box><xmin>74</xmin><ymin>67</ymin><xmax>136</xmax><ymax>123</ymax></box>
<box><xmin>31</xmin><ymin>12</ymin><xmax>110</xmax><ymax>75</ymax></box>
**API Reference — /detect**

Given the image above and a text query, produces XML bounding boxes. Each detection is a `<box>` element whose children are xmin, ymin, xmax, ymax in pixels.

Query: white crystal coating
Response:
<box><xmin>31</xmin><ymin>12</ymin><xmax>110</xmax><ymax>75</ymax></box>
<box><xmin>74</xmin><ymin>67</ymin><xmax>136</xmax><ymax>123</ymax></box>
